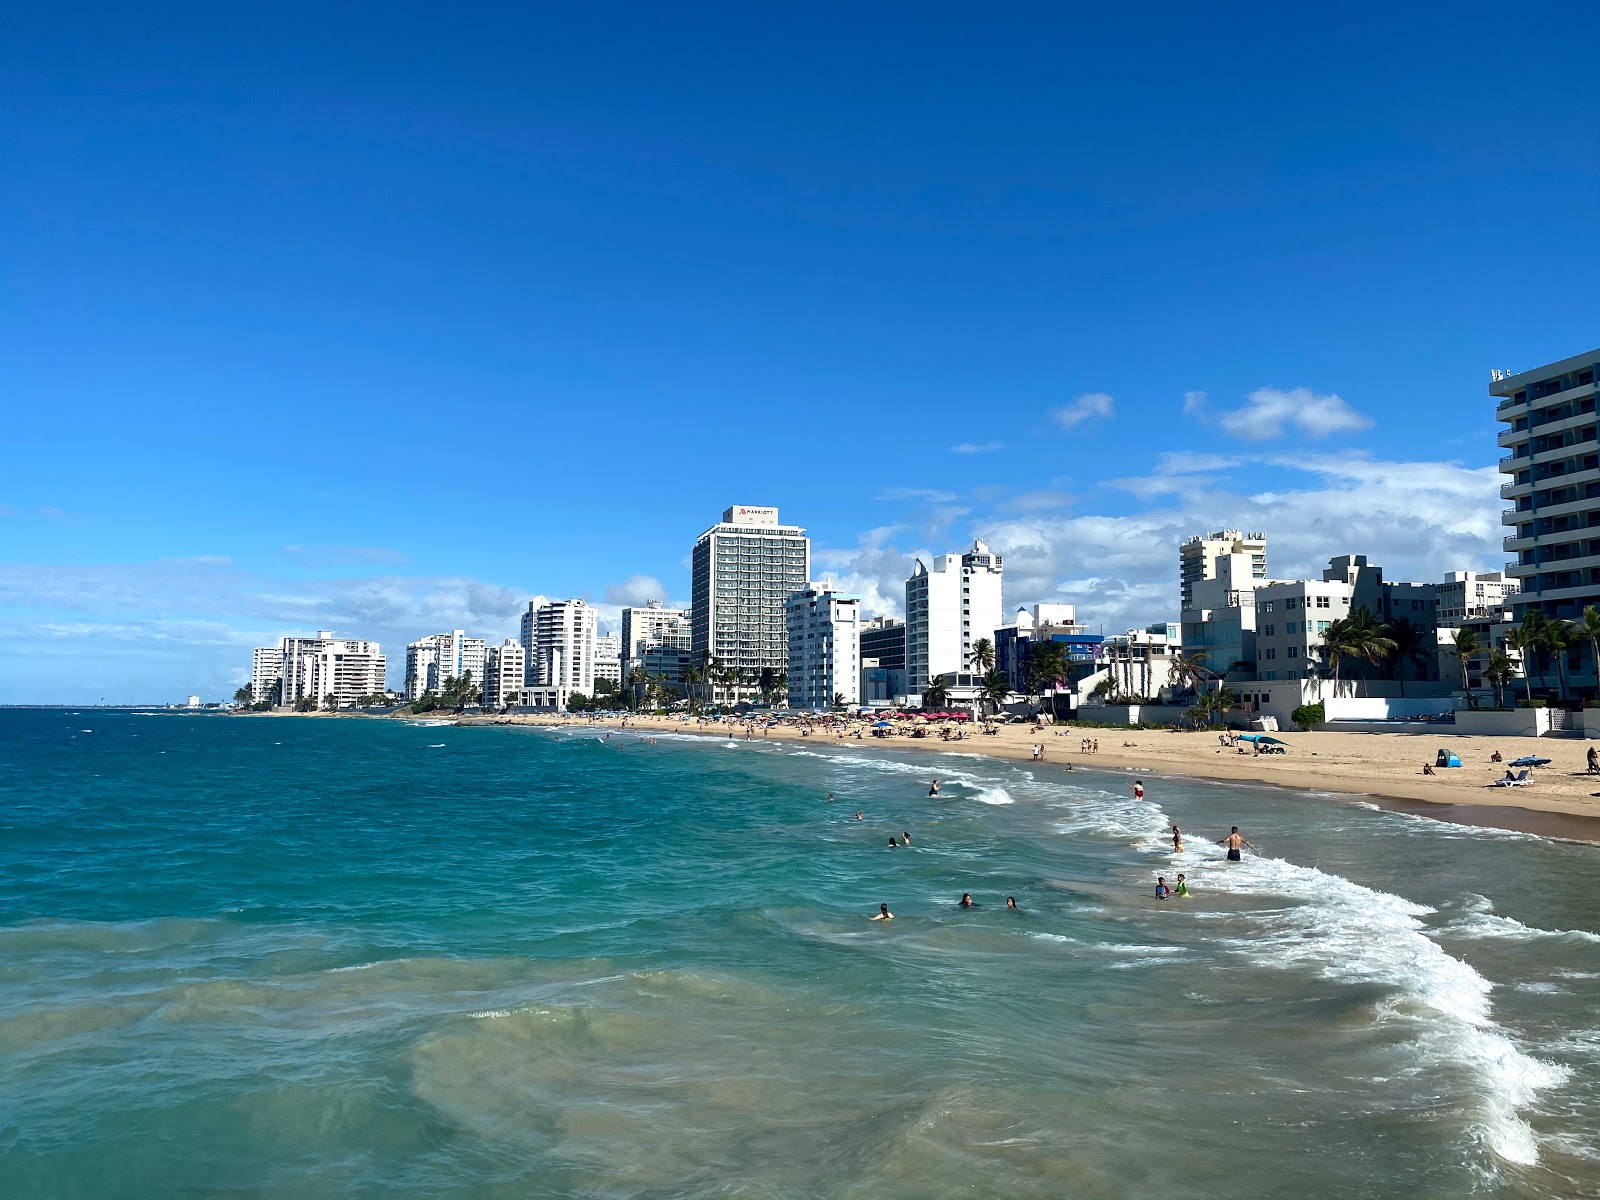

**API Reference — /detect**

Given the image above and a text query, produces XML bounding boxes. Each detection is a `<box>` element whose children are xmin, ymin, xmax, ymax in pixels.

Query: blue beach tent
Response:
<box><xmin>1434</xmin><ymin>749</ymin><xmax>1462</xmax><ymax>768</ymax></box>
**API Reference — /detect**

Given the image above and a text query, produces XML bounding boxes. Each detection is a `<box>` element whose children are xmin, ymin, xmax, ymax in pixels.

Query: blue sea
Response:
<box><xmin>2</xmin><ymin>708</ymin><xmax>1599</xmax><ymax>1198</ymax></box>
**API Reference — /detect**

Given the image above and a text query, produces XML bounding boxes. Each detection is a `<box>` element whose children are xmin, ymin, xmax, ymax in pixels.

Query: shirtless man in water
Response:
<box><xmin>1218</xmin><ymin>826</ymin><xmax>1255</xmax><ymax>861</ymax></box>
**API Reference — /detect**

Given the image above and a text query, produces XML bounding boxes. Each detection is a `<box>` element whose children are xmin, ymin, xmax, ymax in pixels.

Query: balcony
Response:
<box><xmin>1505</xmin><ymin>561</ymin><xmax>1538</xmax><ymax>577</ymax></box>
<box><xmin>1503</xmin><ymin>508</ymin><xmax>1520</xmax><ymax>522</ymax></box>
<box><xmin>1504</xmin><ymin>534</ymin><xmax>1535</xmax><ymax>552</ymax></box>
<box><xmin>1502</xmin><ymin>481</ymin><xmax>1531</xmax><ymax>500</ymax></box>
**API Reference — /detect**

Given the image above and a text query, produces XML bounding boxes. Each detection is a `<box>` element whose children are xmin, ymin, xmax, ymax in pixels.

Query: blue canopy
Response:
<box><xmin>1509</xmin><ymin>755</ymin><xmax>1551</xmax><ymax>767</ymax></box>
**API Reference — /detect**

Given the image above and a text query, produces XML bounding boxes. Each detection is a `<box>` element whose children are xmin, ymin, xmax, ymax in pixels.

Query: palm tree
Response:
<box><xmin>1545</xmin><ymin>618</ymin><xmax>1577</xmax><ymax>703</ymax></box>
<box><xmin>1025</xmin><ymin>641</ymin><xmax>1069</xmax><ymax>717</ymax></box>
<box><xmin>773</xmin><ymin>671</ymin><xmax>787</xmax><ymax>707</ymax></box>
<box><xmin>1484</xmin><ymin>650</ymin><xmax>1514</xmax><ymax>710</ymax></box>
<box><xmin>1517</xmin><ymin>610</ymin><xmax>1554</xmax><ymax>697</ymax></box>
<box><xmin>1321</xmin><ymin>607</ymin><xmax>1394</xmax><ymax>696</ymax></box>
<box><xmin>1385</xmin><ymin>617</ymin><xmax>1431</xmax><ymax>698</ymax></box>
<box><xmin>1581</xmin><ymin>605</ymin><xmax>1600</xmax><ymax>703</ymax></box>
<box><xmin>1170</xmin><ymin>649</ymin><xmax>1213</xmax><ymax>697</ymax></box>
<box><xmin>921</xmin><ymin>673</ymin><xmax>950</xmax><ymax>708</ymax></box>
<box><xmin>979</xmin><ymin>667</ymin><xmax>1010</xmax><ymax>717</ymax></box>
<box><xmin>1503</xmin><ymin>626</ymin><xmax>1535</xmax><ymax>707</ymax></box>
<box><xmin>969</xmin><ymin>636</ymin><xmax>996</xmax><ymax>675</ymax></box>
<box><xmin>1450</xmin><ymin>628</ymin><xmax>1481</xmax><ymax>693</ymax></box>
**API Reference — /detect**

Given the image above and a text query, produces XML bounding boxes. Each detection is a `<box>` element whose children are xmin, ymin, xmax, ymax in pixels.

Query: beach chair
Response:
<box><xmin>1490</xmin><ymin>769</ymin><xmax>1531</xmax><ymax>788</ymax></box>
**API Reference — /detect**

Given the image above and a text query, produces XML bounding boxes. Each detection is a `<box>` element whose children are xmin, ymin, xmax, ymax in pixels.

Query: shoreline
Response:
<box><xmin>441</xmin><ymin>711</ymin><xmax>1600</xmax><ymax>845</ymax></box>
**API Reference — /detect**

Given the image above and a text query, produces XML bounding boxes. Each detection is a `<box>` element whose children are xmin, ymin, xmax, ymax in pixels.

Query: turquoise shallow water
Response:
<box><xmin>2</xmin><ymin>709</ymin><xmax>1600</xmax><ymax>1198</ymax></box>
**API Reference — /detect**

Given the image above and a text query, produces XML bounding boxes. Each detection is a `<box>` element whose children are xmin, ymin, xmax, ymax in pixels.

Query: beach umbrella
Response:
<box><xmin>1509</xmin><ymin>755</ymin><xmax>1551</xmax><ymax>767</ymax></box>
<box><xmin>872</xmin><ymin>720</ymin><xmax>892</xmax><ymax>728</ymax></box>
<box><xmin>952</xmin><ymin>711</ymin><xmax>970</xmax><ymax>721</ymax></box>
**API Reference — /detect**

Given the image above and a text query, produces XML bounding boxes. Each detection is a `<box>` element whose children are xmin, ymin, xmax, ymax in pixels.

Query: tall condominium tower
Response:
<box><xmin>1496</xmin><ymin>348</ymin><xmax>1600</xmax><ymax>622</ymax></box>
<box><xmin>784</xmin><ymin>582</ymin><xmax>861</xmax><ymax>710</ymax></box>
<box><xmin>691</xmin><ymin>505</ymin><xmax>810</xmax><ymax>701</ymax></box>
<box><xmin>1179</xmin><ymin>530</ymin><xmax>1267</xmax><ymax>611</ymax></box>
<box><xmin>519</xmin><ymin>598</ymin><xmax>598</xmax><ymax>695</ymax></box>
<box><xmin>905</xmin><ymin>539</ymin><xmax>1003</xmax><ymax>693</ymax></box>
<box><xmin>481</xmin><ymin>640</ymin><xmax>526</xmax><ymax>709</ymax></box>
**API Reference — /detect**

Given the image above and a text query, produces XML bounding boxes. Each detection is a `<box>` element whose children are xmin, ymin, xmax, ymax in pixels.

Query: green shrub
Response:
<box><xmin>1290</xmin><ymin>702</ymin><xmax>1324</xmax><ymax>730</ymax></box>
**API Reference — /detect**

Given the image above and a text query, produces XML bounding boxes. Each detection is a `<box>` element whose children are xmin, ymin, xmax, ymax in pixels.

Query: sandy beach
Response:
<box><xmin>447</xmin><ymin>711</ymin><xmax>1600</xmax><ymax>841</ymax></box>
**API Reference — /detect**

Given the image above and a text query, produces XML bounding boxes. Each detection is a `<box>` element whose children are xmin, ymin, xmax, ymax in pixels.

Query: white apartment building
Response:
<box><xmin>1180</xmin><ymin>530</ymin><xmax>1267</xmax><ymax>611</ymax></box>
<box><xmin>1435</xmin><ymin>570</ymin><xmax>1520</xmax><ymax>627</ymax></box>
<box><xmin>520</xmin><ymin>598</ymin><xmax>598</xmax><ymax>694</ymax></box>
<box><xmin>594</xmin><ymin>631</ymin><xmax>622</xmax><ymax>690</ymax></box>
<box><xmin>620</xmin><ymin>601</ymin><xmax>691</xmax><ymax>677</ymax></box>
<box><xmin>784</xmin><ymin>583</ymin><xmax>861</xmax><ymax>710</ymax></box>
<box><xmin>251</xmin><ymin>646</ymin><xmax>284</xmax><ymax>704</ymax></box>
<box><xmin>905</xmin><ymin>540</ymin><xmax>1003</xmax><ymax>693</ymax></box>
<box><xmin>1099</xmin><ymin>623</ymin><xmax>1183</xmax><ymax>698</ymax></box>
<box><xmin>277</xmin><ymin>631</ymin><xmax>387</xmax><ymax>708</ymax></box>
<box><xmin>404</xmin><ymin>629</ymin><xmax>488</xmax><ymax>700</ymax></box>
<box><xmin>691</xmin><ymin>505</ymin><xmax>810</xmax><ymax>701</ymax></box>
<box><xmin>481</xmin><ymin>640</ymin><xmax>526</xmax><ymax>709</ymax></box>
<box><xmin>1495</xmin><ymin>347</ymin><xmax>1600</xmax><ymax>623</ymax></box>
<box><xmin>1251</xmin><ymin>580</ymin><xmax>1351</xmax><ymax>682</ymax></box>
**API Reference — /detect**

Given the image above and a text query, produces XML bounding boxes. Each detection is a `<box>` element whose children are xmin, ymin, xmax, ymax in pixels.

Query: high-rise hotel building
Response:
<box><xmin>691</xmin><ymin>505</ymin><xmax>810</xmax><ymax>700</ymax></box>
<box><xmin>1496</xmin><ymin>348</ymin><xmax>1600</xmax><ymax>621</ymax></box>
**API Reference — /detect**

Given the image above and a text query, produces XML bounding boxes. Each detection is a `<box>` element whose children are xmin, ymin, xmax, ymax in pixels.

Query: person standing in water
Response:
<box><xmin>1171</xmin><ymin>825</ymin><xmax>1183</xmax><ymax>853</ymax></box>
<box><xmin>826</xmin><ymin>793</ymin><xmax>834</xmax><ymax>803</ymax></box>
<box><xmin>958</xmin><ymin>893</ymin><xmax>975</xmax><ymax>907</ymax></box>
<box><xmin>854</xmin><ymin>811</ymin><xmax>863</xmax><ymax>821</ymax></box>
<box><xmin>901</xmin><ymin>831</ymin><xmax>911</xmax><ymax>845</ymax></box>
<box><xmin>928</xmin><ymin>780</ymin><xmax>941</xmax><ymax>796</ymax></box>
<box><xmin>870</xmin><ymin>903</ymin><xmax>893</xmax><ymax>920</ymax></box>
<box><xmin>1155</xmin><ymin>877</ymin><xmax>1172</xmax><ymax>900</ymax></box>
<box><xmin>1132</xmin><ymin>779</ymin><xmax>1145</xmax><ymax>800</ymax></box>
<box><xmin>1005</xmin><ymin>896</ymin><xmax>1018</xmax><ymax>910</ymax></box>
<box><xmin>1218</xmin><ymin>826</ymin><xmax>1255</xmax><ymax>861</ymax></box>
<box><xmin>1174</xmin><ymin>873</ymin><xmax>1188</xmax><ymax>897</ymax></box>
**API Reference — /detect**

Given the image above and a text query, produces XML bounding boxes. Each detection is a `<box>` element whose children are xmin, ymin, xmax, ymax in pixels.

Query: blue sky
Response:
<box><xmin>3</xmin><ymin>4</ymin><xmax>1598</xmax><ymax>702</ymax></box>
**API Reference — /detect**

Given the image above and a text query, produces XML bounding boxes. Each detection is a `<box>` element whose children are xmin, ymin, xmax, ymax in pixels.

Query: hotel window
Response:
<box><xmin>1285</xmin><ymin>621</ymin><xmax>1296</xmax><ymax>634</ymax></box>
<box><xmin>1261</xmin><ymin>601</ymin><xmax>1274</xmax><ymax>613</ymax></box>
<box><xmin>1264</xmin><ymin>647</ymin><xmax>1276</xmax><ymax>660</ymax></box>
<box><xmin>1288</xmin><ymin>645</ymin><xmax>1300</xmax><ymax>657</ymax></box>
<box><xmin>1316</xmin><ymin>596</ymin><xmax>1330</xmax><ymax>608</ymax></box>
<box><xmin>1263</xmin><ymin>624</ymin><xmax>1275</xmax><ymax>636</ymax></box>
<box><xmin>1318</xmin><ymin>621</ymin><xmax>1330</xmax><ymax>634</ymax></box>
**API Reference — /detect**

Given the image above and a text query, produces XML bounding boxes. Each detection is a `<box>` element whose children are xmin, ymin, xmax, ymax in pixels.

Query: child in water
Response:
<box><xmin>1174</xmin><ymin>873</ymin><xmax>1188</xmax><ymax>897</ymax></box>
<box><xmin>1155</xmin><ymin>876</ymin><xmax>1172</xmax><ymax>900</ymax></box>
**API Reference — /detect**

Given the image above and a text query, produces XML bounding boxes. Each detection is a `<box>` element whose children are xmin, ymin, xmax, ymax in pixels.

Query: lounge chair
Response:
<box><xmin>1490</xmin><ymin>769</ymin><xmax>1532</xmax><ymax>788</ymax></box>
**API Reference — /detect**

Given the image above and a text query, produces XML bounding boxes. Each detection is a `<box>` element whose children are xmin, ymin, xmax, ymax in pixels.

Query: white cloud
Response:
<box><xmin>603</xmin><ymin>574</ymin><xmax>669</xmax><ymax>606</ymax></box>
<box><xmin>1216</xmin><ymin>386</ymin><xmax>1372</xmax><ymax>441</ymax></box>
<box><xmin>950</xmin><ymin>441</ymin><xmax>1003</xmax><ymax>454</ymax></box>
<box><xmin>1050</xmin><ymin>392</ymin><xmax>1115</xmax><ymax>429</ymax></box>
<box><xmin>1182</xmin><ymin>390</ymin><xmax>1208</xmax><ymax>415</ymax></box>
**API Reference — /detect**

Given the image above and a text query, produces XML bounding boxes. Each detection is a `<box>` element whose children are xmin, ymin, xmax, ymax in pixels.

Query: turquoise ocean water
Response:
<box><xmin>2</xmin><ymin>708</ymin><xmax>1599</xmax><ymax>1198</ymax></box>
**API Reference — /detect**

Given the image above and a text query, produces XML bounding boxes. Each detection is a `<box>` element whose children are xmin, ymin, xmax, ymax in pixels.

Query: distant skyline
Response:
<box><xmin>3</xmin><ymin>5</ymin><xmax>1598</xmax><ymax>702</ymax></box>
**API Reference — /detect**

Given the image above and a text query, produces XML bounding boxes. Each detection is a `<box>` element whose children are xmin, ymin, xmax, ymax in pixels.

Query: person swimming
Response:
<box><xmin>1155</xmin><ymin>876</ymin><xmax>1172</xmax><ymax>900</ymax></box>
<box><xmin>827</xmin><ymin>793</ymin><xmax>835</xmax><ymax>803</ymax></box>
<box><xmin>854</xmin><ymin>811</ymin><xmax>863</xmax><ymax>820</ymax></box>
<box><xmin>888</xmin><ymin>838</ymin><xmax>898</xmax><ymax>848</ymax></box>
<box><xmin>1005</xmin><ymin>896</ymin><xmax>1018</xmax><ymax>910</ymax></box>
<box><xmin>870</xmin><ymin>903</ymin><xmax>894</xmax><ymax>920</ymax></box>
<box><xmin>1174</xmin><ymin>873</ymin><xmax>1188</xmax><ymax>897</ymax></box>
<box><xmin>928</xmin><ymin>780</ymin><xmax>941</xmax><ymax>796</ymax></box>
<box><xmin>959</xmin><ymin>893</ymin><xmax>974</xmax><ymax>907</ymax></box>
<box><xmin>901</xmin><ymin>831</ymin><xmax>911</xmax><ymax>845</ymax></box>
<box><xmin>1219</xmin><ymin>826</ymin><xmax>1255</xmax><ymax>861</ymax></box>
